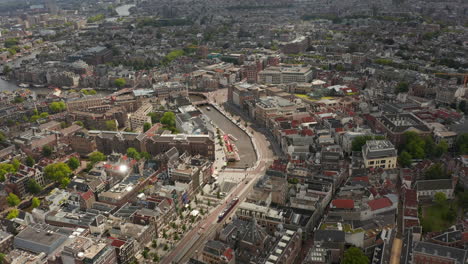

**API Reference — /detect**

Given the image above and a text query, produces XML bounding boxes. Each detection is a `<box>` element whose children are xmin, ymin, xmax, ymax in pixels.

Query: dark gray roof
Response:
<box><xmin>203</xmin><ymin>240</ymin><xmax>227</xmax><ymax>256</ymax></box>
<box><xmin>187</xmin><ymin>258</ymin><xmax>207</xmax><ymax>264</ymax></box>
<box><xmin>314</xmin><ymin>230</ymin><xmax>345</xmax><ymax>243</ymax></box>
<box><xmin>416</xmin><ymin>179</ymin><xmax>452</xmax><ymax>191</ymax></box>
<box><xmin>413</xmin><ymin>241</ymin><xmax>467</xmax><ymax>264</ymax></box>
<box><xmin>378</xmin><ymin>113</ymin><xmax>430</xmax><ymax>133</ymax></box>
<box><xmin>14</xmin><ymin>225</ymin><xmax>69</xmax><ymax>254</ymax></box>
<box><xmin>432</xmin><ymin>230</ymin><xmax>462</xmax><ymax>244</ymax></box>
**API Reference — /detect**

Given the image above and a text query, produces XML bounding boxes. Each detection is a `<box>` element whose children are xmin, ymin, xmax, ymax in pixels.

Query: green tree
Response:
<box><xmin>6</xmin><ymin>209</ymin><xmax>19</xmax><ymax>219</ymax></box>
<box><xmin>60</xmin><ymin>122</ymin><xmax>69</xmax><ymax>129</ymax></box>
<box><xmin>0</xmin><ymin>131</ymin><xmax>4</xmax><ymax>142</ymax></box>
<box><xmin>402</xmin><ymin>131</ymin><xmax>426</xmax><ymax>159</ymax></box>
<box><xmin>25</xmin><ymin>156</ymin><xmax>35</xmax><ymax>167</ymax></box>
<box><xmin>435</xmin><ymin>140</ymin><xmax>449</xmax><ymax>158</ymax></box>
<box><xmin>459</xmin><ymin>100</ymin><xmax>468</xmax><ymax>115</ymax></box>
<box><xmin>39</xmin><ymin>112</ymin><xmax>49</xmax><ymax>119</ymax></box>
<box><xmin>42</xmin><ymin>145</ymin><xmax>53</xmax><ymax>157</ymax></box>
<box><xmin>67</xmin><ymin>157</ymin><xmax>80</xmax><ymax>170</ymax></box>
<box><xmin>398</xmin><ymin>151</ymin><xmax>413</xmax><ymax>167</ymax></box>
<box><xmin>114</xmin><ymin>78</ymin><xmax>126</xmax><ymax>88</ymax></box>
<box><xmin>425</xmin><ymin>163</ymin><xmax>447</xmax><ymax>180</ymax></box>
<box><xmin>105</xmin><ymin>120</ymin><xmax>117</xmax><ymax>131</ymax></box>
<box><xmin>434</xmin><ymin>192</ymin><xmax>447</xmax><ymax>206</ymax></box>
<box><xmin>0</xmin><ymin>252</ymin><xmax>5</xmax><ymax>264</ymax></box>
<box><xmin>11</xmin><ymin>159</ymin><xmax>20</xmax><ymax>171</ymax></box>
<box><xmin>395</xmin><ymin>82</ymin><xmax>409</xmax><ymax>94</ymax></box>
<box><xmin>127</xmin><ymin>148</ymin><xmax>140</xmax><ymax>160</ymax></box>
<box><xmin>12</xmin><ymin>96</ymin><xmax>24</xmax><ymax>103</ymax></box>
<box><xmin>0</xmin><ymin>163</ymin><xmax>16</xmax><ymax>182</ymax></box>
<box><xmin>148</xmin><ymin>112</ymin><xmax>163</xmax><ymax>123</ymax></box>
<box><xmin>87</xmin><ymin>14</ymin><xmax>105</xmax><ymax>23</ymax></box>
<box><xmin>44</xmin><ymin>162</ymin><xmax>72</xmax><ymax>188</ymax></box>
<box><xmin>161</xmin><ymin>112</ymin><xmax>176</xmax><ymax>127</ymax></box>
<box><xmin>143</xmin><ymin>122</ymin><xmax>151</xmax><ymax>132</ymax></box>
<box><xmin>30</xmin><ymin>115</ymin><xmax>40</xmax><ymax>122</ymax></box>
<box><xmin>423</xmin><ymin>137</ymin><xmax>436</xmax><ymax>158</ymax></box>
<box><xmin>75</xmin><ymin>121</ymin><xmax>84</xmax><ymax>127</ymax></box>
<box><xmin>141</xmin><ymin>152</ymin><xmax>151</xmax><ymax>160</ymax></box>
<box><xmin>4</xmin><ymin>38</ymin><xmax>19</xmax><ymax>48</ymax></box>
<box><xmin>7</xmin><ymin>193</ymin><xmax>21</xmax><ymax>206</ymax></box>
<box><xmin>160</xmin><ymin>112</ymin><xmax>178</xmax><ymax>132</ymax></box>
<box><xmin>26</xmin><ymin>179</ymin><xmax>43</xmax><ymax>194</ymax></box>
<box><xmin>142</xmin><ymin>249</ymin><xmax>149</xmax><ymax>259</ymax></box>
<box><xmin>3</xmin><ymin>65</ymin><xmax>11</xmax><ymax>75</ymax></box>
<box><xmin>458</xmin><ymin>191</ymin><xmax>468</xmax><ymax>209</ymax></box>
<box><xmin>153</xmin><ymin>253</ymin><xmax>159</xmax><ymax>262</ymax></box>
<box><xmin>445</xmin><ymin>206</ymin><xmax>457</xmax><ymax>222</ymax></box>
<box><xmin>151</xmin><ymin>240</ymin><xmax>157</xmax><ymax>248</ymax></box>
<box><xmin>31</xmin><ymin>197</ymin><xmax>41</xmax><ymax>208</ymax></box>
<box><xmin>49</xmin><ymin>101</ymin><xmax>66</xmax><ymax>112</ymax></box>
<box><xmin>456</xmin><ymin>134</ymin><xmax>468</xmax><ymax>155</ymax></box>
<box><xmin>421</xmin><ymin>218</ymin><xmax>432</xmax><ymax>233</ymax></box>
<box><xmin>342</xmin><ymin>247</ymin><xmax>368</xmax><ymax>264</ymax></box>
<box><xmin>89</xmin><ymin>151</ymin><xmax>106</xmax><ymax>163</ymax></box>
<box><xmin>163</xmin><ymin>244</ymin><xmax>168</xmax><ymax>251</ymax></box>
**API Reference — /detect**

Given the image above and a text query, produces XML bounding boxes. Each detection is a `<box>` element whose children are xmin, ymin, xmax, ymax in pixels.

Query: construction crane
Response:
<box><xmin>434</xmin><ymin>73</ymin><xmax>468</xmax><ymax>87</ymax></box>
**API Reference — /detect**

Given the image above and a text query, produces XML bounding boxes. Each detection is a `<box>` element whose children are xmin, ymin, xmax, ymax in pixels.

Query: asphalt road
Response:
<box><xmin>161</xmin><ymin>90</ymin><xmax>275</xmax><ymax>264</ymax></box>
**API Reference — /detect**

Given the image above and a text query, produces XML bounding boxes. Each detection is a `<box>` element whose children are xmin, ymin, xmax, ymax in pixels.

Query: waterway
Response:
<box><xmin>0</xmin><ymin>50</ymin><xmax>40</xmax><ymax>92</ymax></box>
<box><xmin>115</xmin><ymin>4</ymin><xmax>135</xmax><ymax>16</ymax></box>
<box><xmin>190</xmin><ymin>95</ymin><xmax>257</xmax><ymax>168</ymax></box>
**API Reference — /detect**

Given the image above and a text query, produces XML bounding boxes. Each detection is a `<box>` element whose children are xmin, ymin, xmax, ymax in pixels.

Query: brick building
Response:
<box><xmin>412</xmin><ymin>241</ymin><xmax>467</xmax><ymax>264</ymax></box>
<box><xmin>374</xmin><ymin>113</ymin><xmax>431</xmax><ymax>146</ymax></box>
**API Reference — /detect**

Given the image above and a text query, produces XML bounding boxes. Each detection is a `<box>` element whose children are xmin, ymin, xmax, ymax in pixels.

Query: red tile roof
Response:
<box><xmin>323</xmin><ymin>171</ymin><xmax>338</xmax><ymax>176</ymax></box>
<box><xmin>403</xmin><ymin>188</ymin><xmax>418</xmax><ymax>201</ymax></box>
<box><xmin>404</xmin><ymin>219</ymin><xmax>420</xmax><ymax>228</ymax></box>
<box><xmin>302</xmin><ymin>116</ymin><xmax>315</xmax><ymax>123</ymax></box>
<box><xmin>111</xmin><ymin>239</ymin><xmax>126</xmax><ymax>248</ymax></box>
<box><xmin>332</xmin><ymin>199</ymin><xmax>354</xmax><ymax>209</ymax></box>
<box><xmin>223</xmin><ymin>248</ymin><xmax>234</xmax><ymax>260</ymax></box>
<box><xmin>301</xmin><ymin>129</ymin><xmax>314</xmax><ymax>136</ymax></box>
<box><xmin>404</xmin><ymin>208</ymin><xmax>418</xmax><ymax>217</ymax></box>
<box><xmin>283</xmin><ymin>129</ymin><xmax>298</xmax><ymax>135</ymax></box>
<box><xmin>404</xmin><ymin>199</ymin><xmax>418</xmax><ymax>209</ymax></box>
<box><xmin>367</xmin><ymin>198</ymin><xmax>393</xmax><ymax>211</ymax></box>
<box><xmin>80</xmin><ymin>190</ymin><xmax>94</xmax><ymax>201</ymax></box>
<box><xmin>352</xmin><ymin>176</ymin><xmax>369</xmax><ymax>182</ymax></box>
<box><xmin>463</xmin><ymin>232</ymin><xmax>468</xmax><ymax>242</ymax></box>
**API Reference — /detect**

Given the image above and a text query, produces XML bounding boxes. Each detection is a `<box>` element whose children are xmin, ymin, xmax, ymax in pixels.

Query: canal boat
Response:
<box><xmin>206</xmin><ymin>107</ymin><xmax>211</xmax><ymax>111</ymax></box>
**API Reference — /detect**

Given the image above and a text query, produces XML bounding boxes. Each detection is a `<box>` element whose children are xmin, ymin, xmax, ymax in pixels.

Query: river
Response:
<box><xmin>115</xmin><ymin>4</ymin><xmax>135</xmax><ymax>16</ymax></box>
<box><xmin>0</xmin><ymin>50</ymin><xmax>40</xmax><ymax>92</ymax></box>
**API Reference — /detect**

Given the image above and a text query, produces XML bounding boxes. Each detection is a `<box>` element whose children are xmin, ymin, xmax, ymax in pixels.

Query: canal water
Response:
<box><xmin>190</xmin><ymin>95</ymin><xmax>257</xmax><ymax>168</ymax></box>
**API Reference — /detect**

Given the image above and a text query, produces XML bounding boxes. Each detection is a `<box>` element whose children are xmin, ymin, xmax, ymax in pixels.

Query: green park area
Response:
<box><xmin>295</xmin><ymin>94</ymin><xmax>335</xmax><ymax>101</ymax></box>
<box><xmin>421</xmin><ymin>193</ymin><xmax>457</xmax><ymax>233</ymax></box>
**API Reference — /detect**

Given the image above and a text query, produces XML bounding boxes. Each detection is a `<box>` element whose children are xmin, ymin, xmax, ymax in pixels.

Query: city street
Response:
<box><xmin>160</xmin><ymin>89</ymin><xmax>275</xmax><ymax>264</ymax></box>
